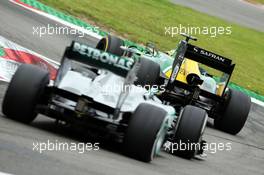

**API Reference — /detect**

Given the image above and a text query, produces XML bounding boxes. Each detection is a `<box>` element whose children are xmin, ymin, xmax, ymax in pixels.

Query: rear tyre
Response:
<box><xmin>172</xmin><ymin>105</ymin><xmax>207</xmax><ymax>159</ymax></box>
<box><xmin>96</xmin><ymin>35</ymin><xmax>124</xmax><ymax>56</ymax></box>
<box><xmin>2</xmin><ymin>64</ymin><xmax>49</xmax><ymax>123</ymax></box>
<box><xmin>135</xmin><ymin>58</ymin><xmax>160</xmax><ymax>87</ymax></box>
<box><xmin>123</xmin><ymin>103</ymin><xmax>168</xmax><ymax>162</ymax></box>
<box><xmin>214</xmin><ymin>89</ymin><xmax>251</xmax><ymax>135</ymax></box>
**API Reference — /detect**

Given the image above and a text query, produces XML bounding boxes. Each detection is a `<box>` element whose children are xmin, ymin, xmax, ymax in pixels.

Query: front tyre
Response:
<box><xmin>96</xmin><ymin>35</ymin><xmax>124</xmax><ymax>56</ymax></box>
<box><xmin>2</xmin><ymin>64</ymin><xmax>49</xmax><ymax>123</ymax></box>
<box><xmin>135</xmin><ymin>58</ymin><xmax>160</xmax><ymax>87</ymax></box>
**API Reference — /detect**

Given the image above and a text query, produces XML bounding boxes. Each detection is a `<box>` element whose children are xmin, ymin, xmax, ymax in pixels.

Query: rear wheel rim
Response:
<box><xmin>151</xmin><ymin>117</ymin><xmax>168</xmax><ymax>159</ymax></box>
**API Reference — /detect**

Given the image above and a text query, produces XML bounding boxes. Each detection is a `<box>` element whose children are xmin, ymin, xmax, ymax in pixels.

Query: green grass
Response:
<box><xmin>256</xmin><ymin>0</ymin><xmax>264</xmax><ymax>3</ymax></box>
<box><xmin>248</xmin><ymin>0</ymin><xmax>264</xmax><ymax>4</ymax></box>
<box><xmin>39</xmin><ymin>0</ymin><xmax>264</xmax><ymax>95</ymax></box>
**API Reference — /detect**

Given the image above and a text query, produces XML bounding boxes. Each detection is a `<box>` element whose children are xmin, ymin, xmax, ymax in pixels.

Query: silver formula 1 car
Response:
<box><xmin>2</xmin><ymin>41</ymin><xmax>177</xmax><ymax>162</ymax></box>
<box><xmin>2</xmin><ymin>40</ymin><xmax>208</xmax><ymax>161</ymax></box>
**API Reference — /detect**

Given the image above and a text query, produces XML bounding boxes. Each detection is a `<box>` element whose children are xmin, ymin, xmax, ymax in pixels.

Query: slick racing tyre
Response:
<box><xmin>172</xmin><ymin>105</ymin><xmax>207</xmax><ymax>159</ymax></box>
<box><xmin>123</xmin><ymin>103</ymin><xmax>168</xmax><ymax>162</ymax></box>
<box><xmin>2</xmin><ymin>64</ymin><xmax>49</xmax><ymax>123</ymax></box>
<box><xmin>214</xmin><ymin>89</ymin><xmax>251</xmax><ymax>135</ymax></box>
<box><xmin>96</xmin><ymin>35</ymin><xmax>125</xmax><ymax>56</ymax></box>
<box><xmin>135</xmin><ymin>57</ymin><xmax>161</xmax><ymax>87</ymax></box>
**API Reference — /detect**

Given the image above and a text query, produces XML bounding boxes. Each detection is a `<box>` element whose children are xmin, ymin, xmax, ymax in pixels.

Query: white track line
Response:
<box><xmin>0</xmin><ymin>36</ymin><xmax>59</xmax><ymax>67</ymax></box>
<box><xmin>0</xmin><ymin>172</ymin><xmax>14</xmax><ymax>175</ymax></box>
<box><xmin>9</xmin><ymin>0</ymin><xmax>102</xmax><ymax>40</ymax></box>
<box><xmin>251</xmin><ymin>98</ymin><xmax>264</xmax><ymax>107</ymax></box>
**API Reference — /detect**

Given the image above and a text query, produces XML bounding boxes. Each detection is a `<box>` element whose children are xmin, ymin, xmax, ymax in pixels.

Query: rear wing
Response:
<box><xmin>64</xmin><ymin>41</ymin><xmax>134</xmax><ymax>77</ymax></box>
<box><xmin>168</xmin><ymin>37</ymin><xmax>235</xmax><ymax>100</ymax></box>
<box><xmin>185</xmin><ymin>44</ymin><xmax>234</xmax><ymax>74</ymax></box>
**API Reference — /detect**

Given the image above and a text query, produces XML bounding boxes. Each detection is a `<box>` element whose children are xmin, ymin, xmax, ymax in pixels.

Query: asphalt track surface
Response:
<box><xmin>171</xmin><ymin>0</ymin><xmax>264</xmax><ymax>32</ymax></box>
<box><xmin>0</xmin><ymin>1</ymin><xmax>263</xmax><ymax>175</ymax></box>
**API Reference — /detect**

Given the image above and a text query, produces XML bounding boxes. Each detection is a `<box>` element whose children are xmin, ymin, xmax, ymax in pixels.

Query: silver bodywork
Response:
<box><xmin>58</xmin><ymin>69</ymin><xmax>176</xmax><ymax>124</ymax></box>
